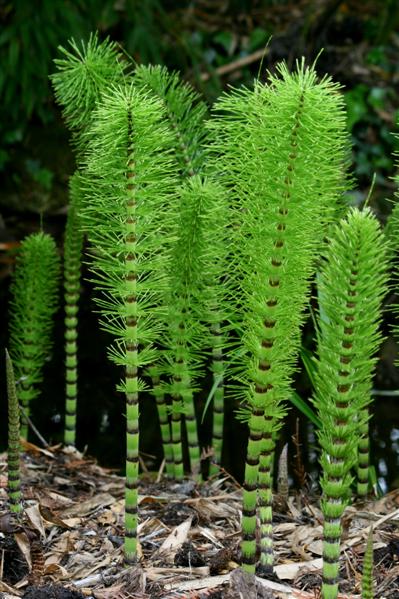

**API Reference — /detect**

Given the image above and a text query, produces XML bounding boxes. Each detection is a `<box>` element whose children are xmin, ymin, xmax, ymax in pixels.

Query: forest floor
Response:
<box><xmin>0</xmin><ymin>445</ymin><xmax>399</xmax><ymax>599</ymax></box>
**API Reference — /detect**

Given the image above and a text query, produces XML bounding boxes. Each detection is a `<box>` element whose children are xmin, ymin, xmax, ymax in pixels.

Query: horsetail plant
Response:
<box><xmin>133</xmin><ymin>64</ymin><xmax>208</xmax><ymax>177</ymax></box>
<box><xmin>80</xmin><ymin>83</ymin><xmax>178</xmax><ymax>564</ymax></box>
<box><xmin>362</xmin><ymin>527</ymin><xmax>374</xmax><ymax>599</ymax></box>
<box><xmin>52</xmin><ymin>35</ymin><xmax>126</xmax><ymax>445</ymax></box>
<box><xmin>9</xmin><ymin>232</ymin><xmax>61</xmax><ymax>439</ymax></box>
<box><xmin>162</xmin><ymin>175</ymin><xmax>230</xmax><ymax>478</ymax></box>
<box><xmin>312</xmin><ymin>208</ymin><xmax>388</xmax><ymax>599</ymax></box>
<box><xmin>5</xmin><ymin>349</ymin><xmax>22</xmax><ymax>514</ymax></box>
<box><xmin>51</xmin><ymin>33</ymin><xmax>126</xmax><ymax>156</ymax></box>
<box><xmin>64</xmin><ymin>173</ymin><xmax>84</xmax><ymax>446</ymax></box>
<box><xmin>133</xmin><ymin>65</ymin><xmax>209</xmax><ymax>477</ymax></box>
<box><xmin>209</xmin><ymin>60</ymin><xmax>349</xmax><ymax>573</ymax></box>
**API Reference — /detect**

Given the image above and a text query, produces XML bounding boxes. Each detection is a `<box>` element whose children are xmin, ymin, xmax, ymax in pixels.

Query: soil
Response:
<box><xmin>1</xmin><ymin>444</ymin><xmax>399</xmax><ymax>598</ymax></box>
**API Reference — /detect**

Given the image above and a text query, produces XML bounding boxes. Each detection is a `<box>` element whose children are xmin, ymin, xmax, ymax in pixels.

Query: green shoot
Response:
<box><xmin>81</xmin><ymin>82</ymin><xmax>178</xmax><ymax>564</ymax></box>
<box><xmin>9</xmin><ymin>232</ymin><xmax>61</xmax><ymax>439</ymax></box>
<box><xmin>5</xmin><ymin>349</ymin><xmax>22</xmax><ymax>514</ymax></box>
<box><xmin>209</xmin><ymin>59</ymin><xmax>349</xmax><ymax>573</ymax></box>
<box><xmin>362</xmin><ymin>527</ymin><xmax>374</xmax><ymax>599</ymax></box>
<box><xmin>64</xmin><ymin>173</ymin><xmax>84</xmax><ymax>446</ymax></box>
<box><xmin>313</xmin><ymin>208</ymin><xmax>388</xmax><ymax>599</ymax></box>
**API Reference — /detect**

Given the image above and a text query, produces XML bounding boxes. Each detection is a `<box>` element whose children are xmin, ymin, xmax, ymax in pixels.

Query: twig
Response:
<box><xmin>200</xmin><ymin>48</ymin><xmax>268</xmax><ymax>81</ymax></box>
<box><xmin>19</xmin><ymin>406</ymin><xmax>50</xmax><ymax>448</ymax></box>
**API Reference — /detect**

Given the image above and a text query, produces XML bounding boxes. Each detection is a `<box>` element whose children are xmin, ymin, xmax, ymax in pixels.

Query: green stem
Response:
<box><xmin>258</xmin><ymin>416</ymin><xmax>275</xmax><ymax>568</ymax></box>
<box><xmin>357</xmin><ymin>408</ymin><xmax>370</xmax><ymax>496</ymax></box>
<box><xmin>124</xmin><ymin>133</ymin><xmax>139</xmax><ymax>565</ymax></box>
<box><xmin>182</xmin><ymin>376</ymin><xmax>201</xmax><ymax>477</ymax></box>
<box><xmin>6</xmin><ymin>350</ymin><xmax>22</xmax><ymax>514</ymax></box>
<box><xmin>241</xmin><ymin>400</ymin><xmax>265</xmax><ymax>573</ymax></box>
<box><xmin>209</xmin><ymin>320</ymin><xmax>224</xmax><ymax>475</ymax></box>
<box><xmin>150</xmin><ymin>372</ymin><xmax>174</xmax><ymax>477</ymax></box>
<box><xmin>64</xmin><ymin>178</ymin><xmax>83</xmax><ymax>447</ymax></box>
<box><xmin>171</xmin><ymin>394</ymin><xmax>184</xmax><ymax>481</ymax></box>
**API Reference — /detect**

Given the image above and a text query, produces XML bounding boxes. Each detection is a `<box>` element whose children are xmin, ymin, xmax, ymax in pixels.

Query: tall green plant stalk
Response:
<box><xmin>64</xmin><ymin>173</ymin><xmax>84</xmax><ymax>446</ymax></box>
<box><xmin>81</xmin><ymin>83</ymin><xmax>178</xmax><ymax>564</ymax></box>
<box><xmin>210</xmin><ymin>60</ymin><xmax>348</xmax><ymax>573</ymax></box>
<box><xmin>5</xmin><ymin>349</ymin><xmax>22</xmax><ymax>514</ymax></box>
<box><xmin>134</xmin><ymin>65</ymin><xmax>213</xmax><ymax>477</ymax></box>
<box><xmin>362</xmin><ymin>527</ymin><xmax>374</xmax><ymax>599</ymax></box>
<box><xmin>162</xmin><ymin>176</ymin><xmax>229</xmax><ymax>478</ymax></box>
<box><xmin>9</xmin><ymin>232</ymin><xmax>61</xmax><ymax>439</ymax></box>
<box><xmin>313</xmin><ymin>208</ymin><xmax>388</xmax><ymax>599</ymax></box>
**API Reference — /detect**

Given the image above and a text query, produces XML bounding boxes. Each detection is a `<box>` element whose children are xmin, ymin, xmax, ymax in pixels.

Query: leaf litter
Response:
<box><xmin>0</xmin><ymin>445</ymin><xmax>398</xmax><ymax>598</ymax></box>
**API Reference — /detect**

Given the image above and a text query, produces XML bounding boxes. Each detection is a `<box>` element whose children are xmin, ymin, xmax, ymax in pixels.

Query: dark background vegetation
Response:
<box><xmin>1</xmin><ymin>0</ymin><xmax>399</xmax><ymax>491</ymax></box>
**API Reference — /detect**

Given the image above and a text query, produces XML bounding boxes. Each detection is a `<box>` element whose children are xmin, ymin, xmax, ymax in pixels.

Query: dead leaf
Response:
<box><xmin>63</xmin><ymin>493</ymin><xmax>115</xmax><ymax>518</ymax></box>
<box><xmin>25</xmin><ymin>504</ymin><xmax>46</xmax><ymax>538</ymax></box>
<box><xmin>14</xmin><ymin>531</ymin><xmax>31</xmax><ymax>571</ymax></box>
<box><xmin>274</xmin><ymin>557</ymin><xmax>323</xmax><ymax>580</ymax></box>
<box><xmin>20</xmin><ymin>439</ymin><xmax>55</xmax><ymax>458</ymax></box>
<box><xmin>158</xmin><ymin>516</ymin><xmax>192</xmax><ymax>562</ymax></box>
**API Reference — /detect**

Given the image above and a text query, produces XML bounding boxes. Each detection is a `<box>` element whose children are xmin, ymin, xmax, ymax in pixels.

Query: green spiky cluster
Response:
<box><xmin>131</xmin><ymin>65</ymin><xmax>210</xmax><ymax>477</ymax></box>
<box><xmin>64</xmin><ymin>173</ymin><xmax>84</xmax><ymax>446</ymax></box>
<box><xmin>52</xmin><ymin>34</ymin><xmax>125</xmax><ymax>446</ymax></box>
<box><xmin>209</xmin><ymin>60</ymin><xmax>349</xmax><ymax>572</ymax></box>
<box><xmin>162</xmin><ymin>175</ymin><xmax>230</xmax><ymax>478</ymax></box>
<box><xmin>9</xmin><ymin>232</ymin><xmax>61</xmax><ymax>439</ymax></box>
<box><xmin>133</xmin><ymin>65</ymin><xmax>208</xmax><ymax>176</ymax></box>
<box><xmin>51</xmin><ymin>33</ymin><xmax>126</xmax><ymax>150</ymax></box>
<box><xmin>313</xmin><ymin>208</ymin><xmax>388</xmax><ymax>599</ymax></box>
<box><xmin>81</xmin><ymin>82</ymin><xmax>178</xmax><ymax>563</ymax></box>
<box><xmin>5</xmin><ymin>350</ymin><xmax>22</xmax><ymax>514</ymax></box>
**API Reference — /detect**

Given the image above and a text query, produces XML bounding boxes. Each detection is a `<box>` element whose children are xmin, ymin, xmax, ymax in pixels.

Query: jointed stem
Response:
<box><xmin>64</xmin><ymin>180</ymin><xmax>83</xmax><ymax>447</ymax></box>
<box><xmin>124</xmin><ymin>129</ymin><xmax>139</xmax><ymax>565</ymax></box>
<box><xmin>258</xmin><ymin>417</ymin><xmax>275</xmax><ymax>568</ymax></box>
<box><xmin>6</xmin><ymin>350</ymin><xmax>22</xmax><ymax>514</ymax></box>
<box><xmin>209</xmin><ymin>319</ymin><xmax>225</xmax><ymax>475</ymax></box>
<box><xmin>357</xmin><ymin>409</ymin><xmax>370</xmax><ymax>496</ymax></box>
<box><xmin>150</xmin><ymin>371</ymin><xmax>174</xmax><ymax>477</ymax></box>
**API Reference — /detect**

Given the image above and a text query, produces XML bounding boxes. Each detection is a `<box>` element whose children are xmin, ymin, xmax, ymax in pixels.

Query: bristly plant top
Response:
<box><xmin>51</xmin><ymin>33</ymin><xmax>126</xmax><ymax>152</ymax></box>
<box><xmin>81</xmin><ymin>82</ymin><xmax>179</xmax><ymax>564</ymax></box>
<box><xmin>133</xmin><ymin>65</ymin><xmax>208</xmax><ymax>177</ymax></box>
<box><xmin>313</xmin><ymin>208</ymin><xmax>388</xmax><ymax>599</ymax></box>
<box><xmin>209</xmin><ymin>59</ymin><xmax>349</xmax><ymax>572</ymax></box>
<box><xmin>9</xmin><ymin>232</ymin><xmax>61</xmax><ymax>439</ymax></box>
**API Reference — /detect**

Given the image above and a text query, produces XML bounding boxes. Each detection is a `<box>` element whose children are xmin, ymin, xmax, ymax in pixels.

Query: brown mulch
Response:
<box><xmin>1</xmin><ymin>445</ymin><xmax>399</xmax><ymax>599</ymax></box>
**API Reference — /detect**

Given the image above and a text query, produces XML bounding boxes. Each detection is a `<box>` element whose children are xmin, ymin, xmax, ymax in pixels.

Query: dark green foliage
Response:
<box><xmin>313</xmin><ymin>208</ymin><xmax>388</xmax><ymax>599</ymax></box>
<box><xmin>9</xmin><ymin>232</ymin><xmax>61</xmax><ymax>439</ymax></box>
<box><xmin>5</xmin><ymin>349</ymin><xmax>22</xmax><ymax>514</ymax></box>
